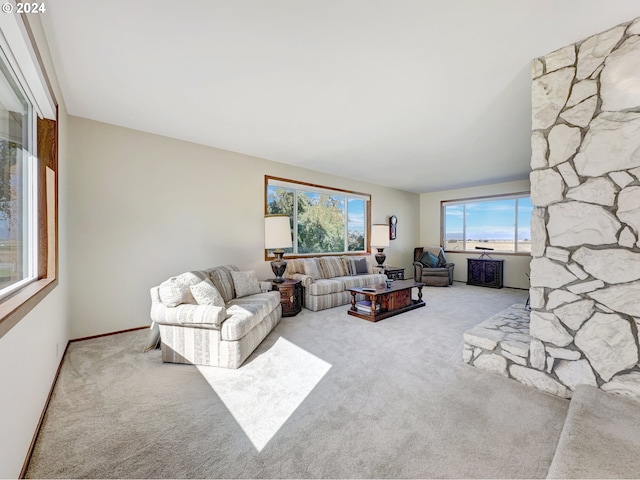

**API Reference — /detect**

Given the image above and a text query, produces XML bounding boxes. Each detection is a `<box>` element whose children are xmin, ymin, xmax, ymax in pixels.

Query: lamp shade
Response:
<box><xmin>265</xmin><ymin>215</ymin><xmax>292</xmax><ymax>249</ymax></box>
<box><xmin>370</xmin><ymin>224</ymin><xmax>390</xmax><ymax>248</ymax></box>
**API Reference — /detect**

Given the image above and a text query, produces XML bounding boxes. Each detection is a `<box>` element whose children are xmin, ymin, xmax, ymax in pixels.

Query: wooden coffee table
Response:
<box><xmin>347</xmin><ymin>280</ymin><xmax>425</xmax><ymax>322</ymax></box>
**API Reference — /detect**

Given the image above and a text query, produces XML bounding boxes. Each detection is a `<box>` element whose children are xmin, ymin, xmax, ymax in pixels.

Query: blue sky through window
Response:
<box><xmin>444</xmin><ymin>196</ymin><xmax>531</xmax><ymax>246</ymax></box>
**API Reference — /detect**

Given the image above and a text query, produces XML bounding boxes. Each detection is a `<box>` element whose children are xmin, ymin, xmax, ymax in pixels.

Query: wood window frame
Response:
<box><xmin>0</xmin><ymin>113</ymin><xmax>58</xmax><ymax>339</ymax></box>
<box><xmin>0</xmin><ymin>14</ymin><xmax>58</xmax><ymax>339</ymax></box>
<box><xmin>264</xmin><ymin>175</ymin><xmax>372</xmax><ymax>260</ymax></box>
<box><xmin>440</xmin><ymin>191</ymin><xmax>531</xmax><ymax>257</ymax></box>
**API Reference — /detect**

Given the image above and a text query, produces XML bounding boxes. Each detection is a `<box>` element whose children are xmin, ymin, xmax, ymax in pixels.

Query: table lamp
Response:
<box><xmin>371</xmin><ymin>224</ymin><xmax>390</xmax><ymax>268</ymax></box>
<box><xmin>265</xmin><ymin>215</ymin><xmax>292</xmax><ymax>283</ymax></box>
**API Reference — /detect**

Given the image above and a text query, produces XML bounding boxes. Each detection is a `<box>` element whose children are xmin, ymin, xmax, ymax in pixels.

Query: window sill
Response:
<box><xmin>444</xmin><ymin>250</ymin><xmax>531</xmax><ymax>257</ymax></box>
<box><xmin>0</xmin><ymin>277</ymin><xmax>57</xmax><ymax>339</ymax></box>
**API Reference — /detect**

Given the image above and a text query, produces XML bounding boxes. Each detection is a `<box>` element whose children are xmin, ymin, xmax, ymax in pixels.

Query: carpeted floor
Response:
<box><xmin>546</xmin><ymin>385</ymin><xmax>640</xmax><ymax>479</ymax></box>
<box><xmin>26</xmin><ymin>283</ymin><xmax>569</xmax><ymax>479</ymax></box>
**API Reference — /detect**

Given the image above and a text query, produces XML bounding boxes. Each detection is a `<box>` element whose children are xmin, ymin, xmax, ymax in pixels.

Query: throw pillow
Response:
<box><xmin>158</xmin><ymin>271</ymin><xmax>204</xmax><ymax>307</ymax></box>
<box><xmin>230</xmin><ymin>270</ymin><xmax>261</xmax><ymax>298</ymax></box>
<box><xmin>437</xmin><ymin>250</ymin><xmax>447</xmax><ymax>267</ymax></box>
<box><xmin>205</xmin><ymin>265</ymin><xmax>238</xmax><ymax>303</ymax></box>
<box><xmin>349</xmin><ymin>257</ymin><xmax>369</xmax><ymax>275</ymax></box>
<box><xmin>303</xmin><ymin>259</ymin><xmax>322</xmax><ymax>280</ymax></box>
<box><xmin>190</xmin><ymin>278</ymin><xmax>225</xmax><ymax>307</ymax></box>
<box><xmin>319</xmin><ymin>256</ymin><xmax>348</xmax><ymax>278</ymax></box>
<box><xmin>419</xmin><ymin>251</ymin><xmax>440</xmax><ymax>268</ymax></box>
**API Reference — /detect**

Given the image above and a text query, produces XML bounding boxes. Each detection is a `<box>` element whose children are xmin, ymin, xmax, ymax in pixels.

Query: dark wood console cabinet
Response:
<box><xmin>467</xmin><ymin>258</ymin><xmax>504</xmax><ymax>289</ymax></box>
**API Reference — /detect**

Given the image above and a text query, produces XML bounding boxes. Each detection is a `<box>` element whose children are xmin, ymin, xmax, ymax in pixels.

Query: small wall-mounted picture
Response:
<box><xmin>389</xmin><ymin>215</ymin><xmax>397</xmax><ymax>240</ymax></box>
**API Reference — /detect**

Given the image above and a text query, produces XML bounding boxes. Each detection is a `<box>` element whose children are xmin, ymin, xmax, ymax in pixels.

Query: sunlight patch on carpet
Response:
<box><xmin>196</xmin><ymin>336</ymin><xmax>331</xmax><ymax>452</ymax></box>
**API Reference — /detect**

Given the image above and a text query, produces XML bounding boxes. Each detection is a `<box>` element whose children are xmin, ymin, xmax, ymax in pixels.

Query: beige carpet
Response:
<box><xmin>547</xmin><ymin>385</ymin><xmax>640</xmax><ymax>479</ymax></box>
<box><xmin>26</xmin><ymin>283</ymin><xmax>569</xmax><ymax>478</ymax></box>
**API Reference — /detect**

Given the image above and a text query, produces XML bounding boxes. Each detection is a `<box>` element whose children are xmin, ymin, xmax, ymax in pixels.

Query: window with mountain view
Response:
<box><xmin>265</xmin><ymin>176</ymin><xmax>370</xmax><ymax>256</ymax></box>
<box><xmin>442</xmin><ymin>194</ymin><xmax>532</xmax><ymax>253</ymax></box>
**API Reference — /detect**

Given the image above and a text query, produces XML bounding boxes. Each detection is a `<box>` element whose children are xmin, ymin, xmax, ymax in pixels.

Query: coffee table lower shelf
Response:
<box><xmin>348</xmin><ymin>299</ymin><xmax>425</xmax><ymax>322</ymax></box>
<box><xmin>347</xmin><ymin>280</ymin><xmax>425</xmax><ymax>322</ymax></box>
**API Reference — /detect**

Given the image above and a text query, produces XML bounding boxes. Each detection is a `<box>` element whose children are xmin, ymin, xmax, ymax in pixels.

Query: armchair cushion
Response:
<box><xmin>419</xmin><ymin>251</ymin><xmax>440</xmax><ymax>268</ymax></box>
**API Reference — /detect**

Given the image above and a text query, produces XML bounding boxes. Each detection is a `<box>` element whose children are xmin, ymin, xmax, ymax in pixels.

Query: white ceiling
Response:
<box><xmin>41</xmin><ymin>0</ymin><xmax>640</xmax><ymax>193</ymax></box>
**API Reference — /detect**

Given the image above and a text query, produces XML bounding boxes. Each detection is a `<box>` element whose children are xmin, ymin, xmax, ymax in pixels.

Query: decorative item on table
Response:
<box><xmin>265</xmin><ymin>214</ymin><xmax>293</xmax><ymax>283</ymax></box>
<box><xmin>475</xmin><ymin>245</ymin><xmax>494</xmax><ymax>259</ymax></box>
<box><xmin>371</xmin><ymin>223</ymin><xmax>390</xmax><ymax>268</ymax></box>
<box><xmin>385</xmin><ymin>279</ymin><xmax>393</xmax><ymax>288</ymax></box>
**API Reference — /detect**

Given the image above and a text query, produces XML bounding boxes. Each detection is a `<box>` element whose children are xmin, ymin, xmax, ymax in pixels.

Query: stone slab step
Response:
<box><xmin>547</xmin><ymin>385</ymin><xmax>640</xmax><ymax>479</ymax></box>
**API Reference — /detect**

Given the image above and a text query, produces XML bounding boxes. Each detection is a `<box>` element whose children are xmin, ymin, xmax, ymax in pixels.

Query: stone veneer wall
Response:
<box><xmin>528</xmin><ymin>16</ymin><xmax>640</xmax><ymax>399</ymax></box>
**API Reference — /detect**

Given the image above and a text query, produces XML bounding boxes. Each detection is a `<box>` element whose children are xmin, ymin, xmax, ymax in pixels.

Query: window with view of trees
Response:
<box><xmin>0</xmin><ymin>14</ymin><xmax>58</xmax><ymax>340</ymax></box>
<box><xmin>265</xmin><ymin>176</ymin><xmax>370</xmax><ymax>256</ymax></box>
<box><xmin>0</xmin><ymin>47</ymin><xmax>37</xmax><ymax>297</ymax></box>
<box><xmin>442</xmin><ymin>193</ymin><xmax>532</xmax><ymax>254</ymax></box>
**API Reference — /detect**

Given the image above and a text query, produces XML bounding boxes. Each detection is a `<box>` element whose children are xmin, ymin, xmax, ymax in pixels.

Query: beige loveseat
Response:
<box><xmin>284</xmin><ymin>255</ymin><xmax>387</xmax><ymax>311</ymax></box>
<box><xmin>149</xmin><ymin>265</ymin><xmax>281</xmax><ymax>369</ymax></box>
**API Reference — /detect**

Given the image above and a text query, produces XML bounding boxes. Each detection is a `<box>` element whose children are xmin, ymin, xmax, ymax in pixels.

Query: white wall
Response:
<box><xmin>67</xmin><ymin>116</ymin><xmax>420</xmax><ymax>338</ymax></box>
<box><xmin>419</xmin><ymin>179</ymin><xmax>531</xmax><ymax>289</ymax></box>
<box><xmin>0</xmin><ymin>16</ymin><xmax>69</xmax><ymax>479</ymax></box>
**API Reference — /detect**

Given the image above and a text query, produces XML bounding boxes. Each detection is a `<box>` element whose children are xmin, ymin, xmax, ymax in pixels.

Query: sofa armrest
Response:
<box><xmin>445</xmin><ymin>262</ymin><xmax>455</xmax><ymax>284</ymax></box>
<box><xmin>413</xmin><ymin>261</ymin><xmax>424</xmax><ymax>280</ymax></box>
<box><xmin>285</xmin><ymin>272</ymin><xmax>314</xmax><ymax>287</ymax></box>
<box><xmin>150</xmin><ymin>302</ymin><xmax>227</xmax><ymax>328</ymax></box>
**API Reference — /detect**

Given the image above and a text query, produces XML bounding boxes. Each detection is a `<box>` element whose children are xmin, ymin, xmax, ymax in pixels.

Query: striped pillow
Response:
<box><xmin>205</xmin><ymin>265</ymin><xmax>239</xmax><ymax>303</ymax></box>
<box><xmin>319</xmin><ymin>256</ymin><xmax>348</xmax><ymax>278</ymax></box>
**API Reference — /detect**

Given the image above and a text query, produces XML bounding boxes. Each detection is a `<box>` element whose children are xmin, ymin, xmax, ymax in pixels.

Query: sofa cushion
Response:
<box><xmin>307</xmin><ymin>278</ymin><xmax>346</xmax><ymax>296</ymax></box>
<box><xmin>230</xmin><ymin>270</ymin><xmax>261</xmax><ymax>298</ymax></box>
<box><xmin>319</xmin><ymin>256</ymin><xmax>348</xmax><ymax>278</ymax></box>
<box><xmin>190</xmin><ymin>278</ymin><xmax>225</xmax><ymax>307</ymax></box>
<box><xmin>153</xmin><ymin>303</ymin><xmax>227</xmax><ymax>328</ymax></box>
<box><xmin>285</xmin><ymin>258</ymin><xmax>306</xmax><ymax>275</ymax></box>
<box><xmin>340</xmin><ymin>274</ymin><xmax>387</xmax><ymax>289</ymax></box>
<box><xmin>204</xmin><ymin>265</ymin><xmax>239</xmax><ymax>303</ymax></box>
<box><xmin>420</xmin><ymin>251</ymin><xmax>440</xmax><ymax>268</ymax></box>
<box><xmin>228</xmin><ymin>291</ymin><xmax>280</xmax><ymax>319</ymax></box>
<box><xmin>420</xmin><ymin>267</ymin><xmax>449</xmax><ymax>276</ymax></box>
<box><xmin>222</xmin><ymin>294</ymin><xmax>279</xmax><ymax>341</ymax></box>
<box><xmin>303</xmin><ymin>259</ymin><xmax>323</xmax><ymax>280</ymax></box>
<box><xmin>158</xmin><ymin>271</ymin><xmax>205</xmax><ymax>307</ymax></box>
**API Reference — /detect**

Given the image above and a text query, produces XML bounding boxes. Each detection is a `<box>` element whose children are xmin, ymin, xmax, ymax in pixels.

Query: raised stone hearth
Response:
<box><xmin>463</xmin><ymin>305</ymin><xmax>571</xmax><ymax>398</ymax></box>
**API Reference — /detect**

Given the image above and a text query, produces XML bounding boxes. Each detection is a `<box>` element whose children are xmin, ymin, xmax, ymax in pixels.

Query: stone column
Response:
<box><xmin>529</xmin><ymin>17</ymin><xmax>640</xmax><ymax>400</ymax></box>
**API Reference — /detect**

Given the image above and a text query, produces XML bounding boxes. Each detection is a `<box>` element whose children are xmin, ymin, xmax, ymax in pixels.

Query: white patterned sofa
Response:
<box><xmin>284</xmin><ymin>255</ymin><xmax>387</xmax><ymax>311</ymax></box>
<box><xmin>149</xmin><ymin>265</ymin><xmax>281</xmax><ymax>369</ymax></box>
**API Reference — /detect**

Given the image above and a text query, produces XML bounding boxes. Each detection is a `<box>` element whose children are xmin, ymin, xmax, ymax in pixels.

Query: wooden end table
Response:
<box><xmin>382</xmin><ymin>266</ymin><xmax>405</xmax><ymax>280</ymax></box>
<box><xmin>270</xmin><ymin>278</ymin><xmax>302</xmax><ymax>317</ymax></box>
<box><xmin>347</xmin><ymin>280</ymin><xmax>425</xmax><ymax>322</ymax></box>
